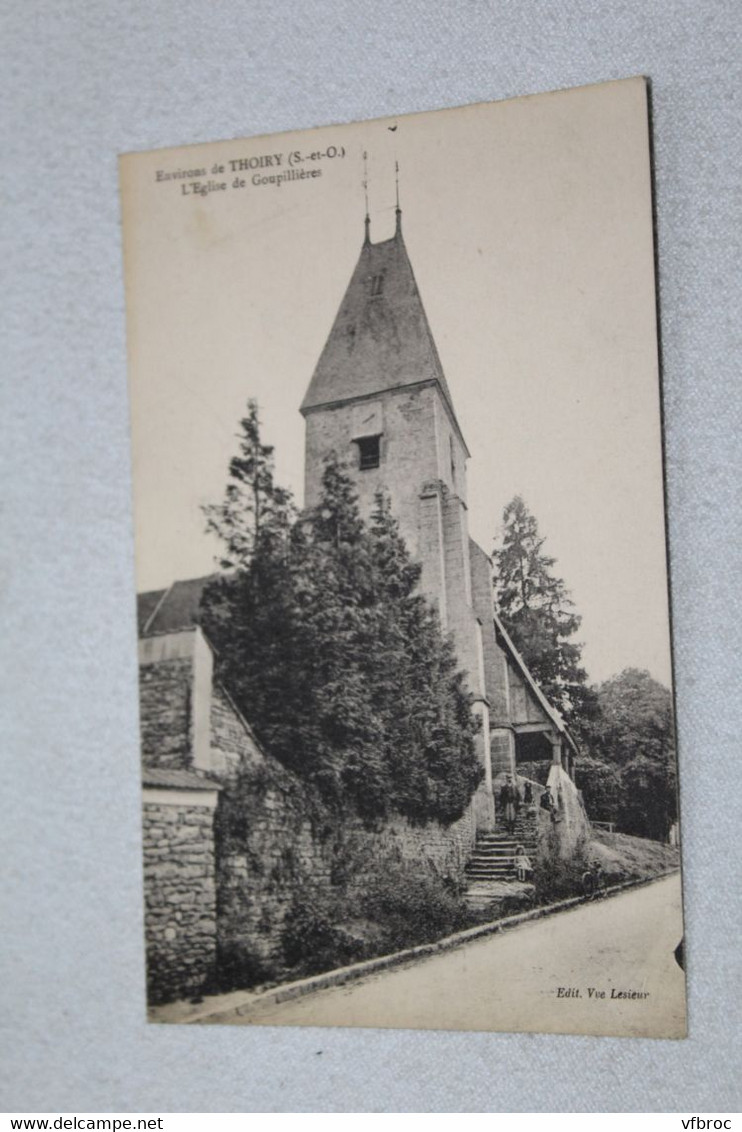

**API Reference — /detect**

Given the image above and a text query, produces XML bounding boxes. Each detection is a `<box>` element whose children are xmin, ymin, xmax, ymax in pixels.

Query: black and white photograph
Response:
<box><xmin>121</xmin><ymin>76</ymin><xmax>685</xmax><ymax>1038</ymax></box>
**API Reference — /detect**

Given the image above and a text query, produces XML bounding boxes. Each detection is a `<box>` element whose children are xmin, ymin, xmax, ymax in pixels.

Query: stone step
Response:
<box><xmin>464</xmin><ymin>864</ymin><xmax>516</xmax><ymax>873</ymax></box>
<box><xmin>473</xmin><ymin>841</ymin><xmax>536</xmax><ymax>853</ymax></box>
<box><xmin>496</xmin><ymin>842</ymin><xmax>536</xmax><ymax>850</ymax></box>
<box><xmin>484</xmin><ymin>826</ymin><xmax>536</xmax><ymax>839</ymax></box>
<box><xmin>478</xmin><ymin>838</ymin><xmax>525</xmax><ymax>845</ymax></box>
<box><xmin>466</xmin><ymin>870</ymin><xmax>517</xmax><ymax>881</ymax></box>
<box><xmin>466</xmin><ymin>870</ymin><xmax>516</xmax><ymax>880</ymax></box>
<box><xmin>480</xmin><ymin>833</ymin><xmax>538</xmax><ymax>842</ymax></box>
<box><xmin>467</xmin><ymin>861</ymin><xmax>515</xmax><ymax>871</ymax></box>
<box><xmin>467</xmin><ymin>858</ymin><xmax>515</xmax><ymax>866</ymax></box>
<box><xmin>470</xmin><ymin>857</ymin><xmax>535</xmax><ymax>868</ymax></box>
<box><xmin>466</xmin><ymin>818</ymin><xmax>538</xmax><ymax>884</ymax></box>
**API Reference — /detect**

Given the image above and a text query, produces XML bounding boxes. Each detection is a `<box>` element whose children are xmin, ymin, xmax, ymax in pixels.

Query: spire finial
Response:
<box><xmin>363</xmin><ymin>150</ymin><xmax>370</xmax><ymax>242</ymax></box>
<box><xmin>395</xmin><ymin>159</ymin><xmax>402</xmax><ymax>235</ymax></box>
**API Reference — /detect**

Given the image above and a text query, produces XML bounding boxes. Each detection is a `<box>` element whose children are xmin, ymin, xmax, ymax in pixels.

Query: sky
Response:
<box><xmin>121</xmin><ymin>77</ymin><xmax>673</xmax><ymax>687</ymax></box>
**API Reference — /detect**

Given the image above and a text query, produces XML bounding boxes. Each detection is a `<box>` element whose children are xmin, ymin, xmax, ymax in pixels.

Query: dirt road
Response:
<box><xmin>216</xmin><ymin>873</ymin><xmax>686</xmax><ymax>1038</ymax></box>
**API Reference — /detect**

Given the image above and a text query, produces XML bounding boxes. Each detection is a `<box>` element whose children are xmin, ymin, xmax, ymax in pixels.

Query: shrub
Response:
<box><xmin>361</xmin><ymin>858</ymin><xmax>469</xmax><ymax>952</ymax></box>
<box><xmin>216</xmin><ymin>941</ymin><xmax>280</xmax><ymax>992</ymax></box>
<box><xmin>531</xmin><ymin>846</ymin><xmax>591</xmax><ymax>904</ymax></box>
<box><xmin>280</xmin><ymin>850</ymin><xmax>472</xmax><ymax>978</ymax></box>
<box><xmin>281</xmin><ymin>888</ymin><xmax>368</xmax><ymax>974</ymax></box>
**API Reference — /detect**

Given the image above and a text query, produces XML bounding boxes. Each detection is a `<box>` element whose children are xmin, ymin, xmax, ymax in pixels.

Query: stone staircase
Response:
<box><xmin>465</xmin><ymin>811</ymin><xmax>538</xmax><ymax>885</ymax></box>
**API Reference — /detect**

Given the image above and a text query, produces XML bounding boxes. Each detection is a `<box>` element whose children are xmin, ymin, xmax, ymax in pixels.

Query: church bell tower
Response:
<box><xmin>300</xmin><ymin>207</ymin><xmax>496</xmax><ymax>830</ymax></box>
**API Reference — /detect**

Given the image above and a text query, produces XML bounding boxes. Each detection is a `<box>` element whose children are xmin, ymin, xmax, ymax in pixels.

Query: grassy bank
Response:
<box><xmin>590</xmin><ymin>828</ymin><xmax>680</xmax><ymax>882</ymax></box>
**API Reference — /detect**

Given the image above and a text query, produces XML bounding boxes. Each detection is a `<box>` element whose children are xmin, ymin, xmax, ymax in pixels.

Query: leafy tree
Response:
<box><xmin>492</xmin><ymin>495</ymin><xmax>591</xmax><ymax>723</ymax></box>
<box><xmin>584</xmin><ymin>668</ymin><xmax>678</xmax><ymax>840</ymax></box>
<box><xmin>574</xmin><ymin>753</ymin><xmax>622</xmax><ymax>825</ymax></box>
<box><xmin>201</xmin><ymin>412</ymin><xmax>481</xmax><ymax>823</ymax></box>
<box><xmin>589</xmin><ymin>667</ymin><xmax>675</xmax><ymax>766</ymax></box>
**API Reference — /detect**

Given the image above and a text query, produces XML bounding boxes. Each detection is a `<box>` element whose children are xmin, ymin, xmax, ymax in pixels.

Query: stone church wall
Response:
<box><xmin>469</xmin><ymin>539</ymin><xmax>511</xmax><ymax>722</ymax></box>
<box><xmin>304</xmin><ymin>383</ymin><xmax>441</xmax><ymax>567</ymax></box>
<box><xmin>490</xmin><ymin>729</ymin><xmax>515</xmax><ymax>778</ymax></box>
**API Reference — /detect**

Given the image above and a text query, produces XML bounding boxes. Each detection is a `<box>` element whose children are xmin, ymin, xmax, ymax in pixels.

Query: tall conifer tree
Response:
<box><xmin>201</xmin><ymin>414</ymin><xmax>481</xmax><ymax>822</ymax></box>
<box><xmin>203</xmin><ymin>398</ymin><xmax>294</xmax><ymax>569</ymax></box>
<box><xmin>492</xmin><ymin>495</ymin><xmax>590</xmax><ymax>723</ymax></box>
<box><xmin>366</xmin><ymin>493</ymin><xmax>481</xmax><ymax>822</ymax></box>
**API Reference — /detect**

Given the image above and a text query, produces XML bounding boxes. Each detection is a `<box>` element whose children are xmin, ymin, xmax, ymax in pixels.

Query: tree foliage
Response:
<box><xmin>579</xmin><ymin>668</ymin><xmax>677</xmax><ymax>841</ymax></box>
<box><xmin>573</xmin><ymin>754</ymin><xmax>622</xmax><ymax>825</ymax></box>
<box><xmin>492</xmin><ymin>495</ymin><xmax>591</xmax><ymax>723</ymax></box>
<box><xmin>201</xmin><ymin>405</ymin><xmax>482</xmax><ymax>823</ymax></box>
<box><xmin>492</xmin><ymin>498</ymin><xmax>678</xmax><ymax>841</ymax></box>
<box><xmin>202</xmin><ymin>399</ymin><xmax>295</xmax><ymax>569</ymax></box>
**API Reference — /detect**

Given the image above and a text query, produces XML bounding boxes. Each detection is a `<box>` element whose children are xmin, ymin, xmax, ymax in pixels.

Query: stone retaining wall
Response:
<box><xmin>142</xmin><ymin>790</ymin><xmax>219</xmax><ymax>1004</ymax></box>
<box><xmin>140</xmin><ymin>626</ymin><xmax>480</xmax><ymax>1002</ymax></box>
<box><xmin>212</xmin><ymin>690</ymin><xmax>476</xmax><ymax>985</ymax></box>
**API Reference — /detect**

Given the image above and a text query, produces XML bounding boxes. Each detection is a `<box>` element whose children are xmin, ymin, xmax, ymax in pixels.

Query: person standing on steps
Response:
<box><xmin>500</xmin><ymin>775</ymin><xmax>517</xmax><ymax>834</ymax></box>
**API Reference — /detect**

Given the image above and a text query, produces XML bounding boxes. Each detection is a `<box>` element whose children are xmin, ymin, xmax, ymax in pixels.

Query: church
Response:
<box><xmin>300</xmin><ymin>202</ymin><xmax>578</xmax><ymax>830</ymax></box>
<box><xmin>135</xmin><ymin>203</ymin><xmax>584</xmax><ymax>1004</ymax></box>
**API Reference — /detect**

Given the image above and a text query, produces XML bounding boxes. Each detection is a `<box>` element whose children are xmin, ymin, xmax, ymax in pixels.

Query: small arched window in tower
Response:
<box><xmin>356</xmin><ymin>435</ymin><xmax>381</xmax><ymax>470</ymax></box>
<box><xmin>449</xmin><ymin>435</ymin><xmax>456</xmax><ymax>484</ymax></box>
<box><xmin>370</xmin><ymin>273</ymin><xmax>385</xmax><ymax>297</ymax></box>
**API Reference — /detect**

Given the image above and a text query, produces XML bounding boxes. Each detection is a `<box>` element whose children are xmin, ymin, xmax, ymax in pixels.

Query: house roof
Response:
<box><xmin>137</xmin><ymin>575</ymin><xmax>214</xmax><ymax>636</ymax></box>
<box><xmin>137</xmin><ymin>588</ymin><xmax>166</xmax><ymax>634</ymax></box>
<box><xmin>301</xmin><ymin>214</ymin><xmax>467</xmax><ymax>450</ymax></box>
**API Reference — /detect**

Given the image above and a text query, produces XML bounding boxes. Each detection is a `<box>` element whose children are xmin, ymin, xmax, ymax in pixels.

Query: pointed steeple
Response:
<box><xmin>300</xmin><ymin>214</ymin><xmax>466</xmax><ymax>451</ymax></box>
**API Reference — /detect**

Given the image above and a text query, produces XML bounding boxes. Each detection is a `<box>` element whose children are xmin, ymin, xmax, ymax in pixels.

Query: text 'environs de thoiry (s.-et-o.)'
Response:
<box><xmin>153</xmin><ymin>146</ymin><xmax>347</xmax><ymax>198</ymax></box>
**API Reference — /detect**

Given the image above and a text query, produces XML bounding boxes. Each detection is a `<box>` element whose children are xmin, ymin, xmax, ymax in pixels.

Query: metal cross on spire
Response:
<box><xmin>395</xmin><ymin>159</ymin><xmax>402</xmax><ymax>234</ymax></box>
<box><xmin>362</xmin><ymin>150</ymin><xmax>370</xmax><ymax>242</ymax></box>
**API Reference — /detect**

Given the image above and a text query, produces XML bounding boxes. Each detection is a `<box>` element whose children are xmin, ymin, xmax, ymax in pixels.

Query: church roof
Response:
<box><xmin>492</xmin><ymin>608</ymin><xmax>579</xmax><ymax>756</ymax></box>
<box><xmin>301</xmin><ymin>214</ymin><xmax>466</xmax><ymax>445</ymax></box>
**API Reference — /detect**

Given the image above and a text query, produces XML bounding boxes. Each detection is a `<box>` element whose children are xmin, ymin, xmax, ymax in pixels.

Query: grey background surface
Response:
<box><xmin>1</xmin><ymin>0</ymin><xmax>740</xmax><ymax>1114</ymax></box>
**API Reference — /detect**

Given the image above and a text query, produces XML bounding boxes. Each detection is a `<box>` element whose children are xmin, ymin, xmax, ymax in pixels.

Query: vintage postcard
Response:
<box><xmin>120</xmin><ymin>76</ymin><xmax>685</xmax><ymax>1037</ymax></box>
